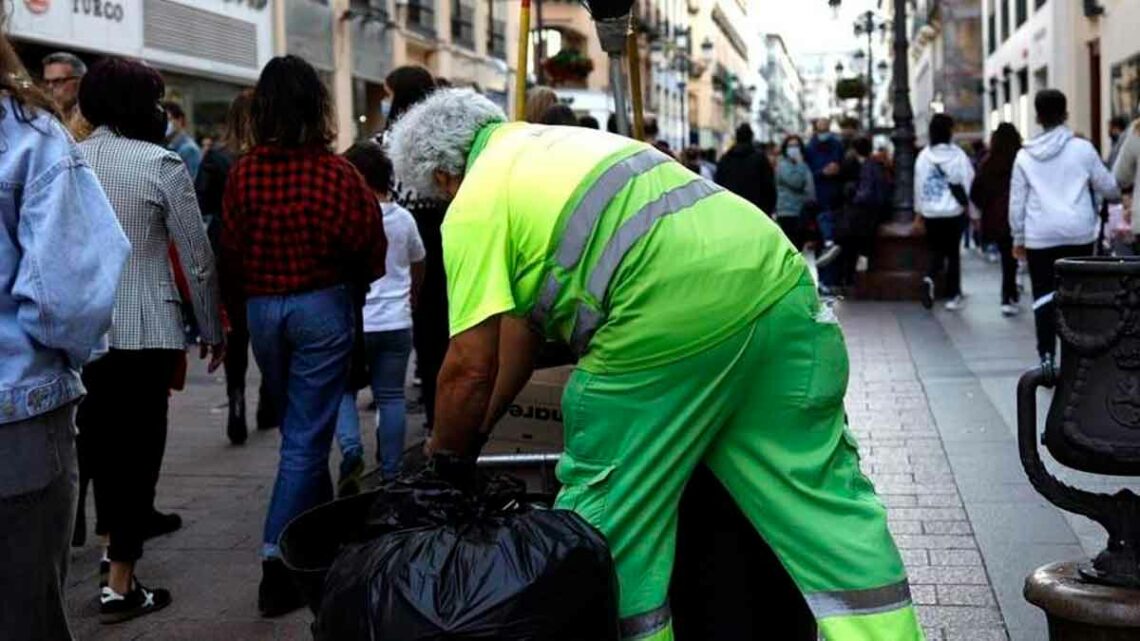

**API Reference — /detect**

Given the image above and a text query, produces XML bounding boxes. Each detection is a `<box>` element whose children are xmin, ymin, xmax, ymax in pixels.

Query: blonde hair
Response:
<box><xmin>524</xmin><ymin>86</ymin><xmax>558</xmax><ymax>124</ymax></box>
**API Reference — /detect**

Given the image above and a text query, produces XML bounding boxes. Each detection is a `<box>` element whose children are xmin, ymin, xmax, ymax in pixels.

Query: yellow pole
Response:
<box><xmin>627</xmin><ymin>31</ymin><xmax>645</xmax><ymax>141</ymax></box>
<box><xmin>514</xmin><ymin>0</ymin><xmax>532</xmax><ymax>121</ymax></box>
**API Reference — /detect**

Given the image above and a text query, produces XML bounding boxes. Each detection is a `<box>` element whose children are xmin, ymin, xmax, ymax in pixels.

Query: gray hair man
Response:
<box><xmin>42</xmin><ymin>52</ymin><xmax>87</xmax><ymax>116</ymax></box>
<box><xmin>387</xmin><ymin>88</ymin><xmax>921</xmax><ymax>640</ymax></box>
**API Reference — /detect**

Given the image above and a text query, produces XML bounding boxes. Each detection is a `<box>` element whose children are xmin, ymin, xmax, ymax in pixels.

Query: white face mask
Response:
<box><xmin>165</xmin><ymin>121</ymin><xmax>176</xmax><ymax>137</ymax></box>
<box><xmin>380</xmin><ymin>99</ymin><xmax>391</xmax><ymax>120</ymax></box>
<box><xmin>786</xmin><ymin>146</ymin><xmax>803</xmax><ymax>162</ymax></box>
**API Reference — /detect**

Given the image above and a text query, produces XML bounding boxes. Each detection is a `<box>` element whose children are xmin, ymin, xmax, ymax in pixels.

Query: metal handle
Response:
<box><xmin>1018</xmin><ymin>366</ymin><xmax>1114</xmax><ymax>525</ymax></box>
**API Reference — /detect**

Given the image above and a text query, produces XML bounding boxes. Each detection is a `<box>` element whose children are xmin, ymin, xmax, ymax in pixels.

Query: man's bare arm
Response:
<box><xmin>428</xmin><ymin>316</ymin><xmax>501</xmax><ymax>456</ymax></box>
<box><xmin>480</xmin><ymin>315</ymin><xmax>543</xmax><ymax>433</ymax></box>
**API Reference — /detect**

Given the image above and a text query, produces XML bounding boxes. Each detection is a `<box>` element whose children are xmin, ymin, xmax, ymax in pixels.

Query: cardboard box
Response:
<box><xmin>485</xmin><ymin>365</ymin><xmax>573</xmax><ymax>454</ymax></box>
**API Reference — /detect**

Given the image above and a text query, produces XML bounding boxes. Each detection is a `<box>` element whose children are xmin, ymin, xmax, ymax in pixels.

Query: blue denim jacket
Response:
<box><xmin>0</xmin><ymin>97</ymin><xmax>130</xmax><ymax>425</ymax></box>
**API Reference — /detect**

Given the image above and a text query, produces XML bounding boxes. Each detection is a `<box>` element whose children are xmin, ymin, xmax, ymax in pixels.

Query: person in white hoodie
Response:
<box><xmin>1010</xmin><ymin>89</ymin><xmax>1120</xmax><ymax>370</ymax></box>
<box><xmin>915</xmin><ymin>113</ymin><xmax>975</xmax><ymax>311</ymax></box>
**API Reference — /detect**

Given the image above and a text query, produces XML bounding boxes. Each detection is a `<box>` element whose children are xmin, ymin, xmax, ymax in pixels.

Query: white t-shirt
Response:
<box><xmin>362</xmin><ymin>202</ymin><xmax>426</xmax><ymax>332</ymax></box>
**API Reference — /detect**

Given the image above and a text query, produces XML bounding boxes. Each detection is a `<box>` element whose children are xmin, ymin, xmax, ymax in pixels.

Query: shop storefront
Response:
<box><xmin>10</xmin><ymin>0</ymin><xmax>275</xmax><ymax>138</ymax></box>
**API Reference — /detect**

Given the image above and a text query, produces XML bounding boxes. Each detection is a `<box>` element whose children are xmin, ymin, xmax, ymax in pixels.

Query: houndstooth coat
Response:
<box><xmin>79</xmin><ymin>128</ymin><xmax>222</xmax><ymax>350</ymax></box>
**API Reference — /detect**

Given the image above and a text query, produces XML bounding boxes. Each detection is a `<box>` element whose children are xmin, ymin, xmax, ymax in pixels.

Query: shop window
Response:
<box><xmin>1015</xmin><ymin>0</ymin><xmax>1027</xmax><ymax>27</ymax></box>
<box><xmin>407</xmin><ymin>0</ymin><xmax>435</xmax><ymax>35</ymax></box>
<box><xmin>486</xmin><ymin>0</ymin><xmax>506</xmax><ymax>58</ymax></box>
<box><xmin>451</xmin><ymin>0</ymin><xmax>475</xmax><ymax>49</ymax></box>
<box><xmin>987</xmin><ymin>7</ymin><xmax>996</xmax><ymax>54</ymax></box>
<box><xmin>1017</xmin><ymin>68</ymin><xmax>1029</xmax><ymax>135</ymax></box>
<box><xmin>1000</xmin><ymin>0</ymin><xmax>1010</xmax><ymax>42</ymax></box>
<box><xmin>1111</xmin><ymin>52</ymin><xmax>1140</xmax><ymax>121</ymax></box>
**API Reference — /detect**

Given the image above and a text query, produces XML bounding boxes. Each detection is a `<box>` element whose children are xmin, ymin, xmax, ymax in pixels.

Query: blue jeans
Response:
<box><xmin>247</xmin><ymin>285</ymin><xmax>353</xmax><ymax>559</ymax></box>
<box><xmin>335</xmin><ymin>329</ymin><xmax>414</xmax><ymax>480</ymax></box>
<box><xmin>816</xmin><ymin>210</ymin><xmax>839</xmax><ymax>287</ymax></box>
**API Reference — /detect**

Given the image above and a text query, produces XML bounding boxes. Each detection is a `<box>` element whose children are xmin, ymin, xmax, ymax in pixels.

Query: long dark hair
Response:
<box><xmin>982</xmin><ymin>122</ymin><xmax>1022</xmax><ymax>180</ymax></box>
<box><xmin>79</xmin><ymin>57</ymin><xmax>167</xmax><ymax>144</ymax></box>
<box><xmin>0</xmin><ymin>16</ymin><xmax>59</xmax><ymax>123</ymax></box>
<box><xmin>384</xmin><ymin>65</ymin><xmax>436</xmax><ymax>130</ymax></box>
<box><xmin>251</xmin><ymin>55</ymin><xmax>335</xmax><ymax>148</ymax></box>
<box><xmin>223</xmin><ymin>89</ymin><xmax>254</xmax><ymax>154</ymax></box>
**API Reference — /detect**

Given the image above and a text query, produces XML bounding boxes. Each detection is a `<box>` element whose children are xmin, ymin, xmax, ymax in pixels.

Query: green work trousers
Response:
<box><xmin>554</xmin><ymin>274</ymin><xmax>924</xmax><ymax>640</ymax></box>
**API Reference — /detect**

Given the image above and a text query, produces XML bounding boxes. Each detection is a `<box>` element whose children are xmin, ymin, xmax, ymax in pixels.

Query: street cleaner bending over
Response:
<box><xmin>387</xmin><ymin>88</ymin><xmax>924</xmax><ymax>641</ymax></box>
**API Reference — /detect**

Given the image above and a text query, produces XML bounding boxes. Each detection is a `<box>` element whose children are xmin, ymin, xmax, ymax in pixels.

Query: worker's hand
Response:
<box><xmin>1013</xmin><ymin>245</ymin><xmax>1027</xmax><ymax>261</ymax></box>
<box><xmin>200</xmin><ymin>341</ymin><xmax>227</xmax><ymax>374</ymax></box>
<box><xmin>823</xmin><ymin>162</ymin><xmax>840</xmax><ymax>177</ymax></box>
<box><xmin>912</xmin><ymin>214</ymin><xmax>925</xmax><ymax>235</ymax></box>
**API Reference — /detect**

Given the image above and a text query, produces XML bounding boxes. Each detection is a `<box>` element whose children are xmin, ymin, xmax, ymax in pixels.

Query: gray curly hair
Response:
<box><xmin>386</xmin><ymin>88</ymin><xmax>506</xmax><ymax>200</ymax></box>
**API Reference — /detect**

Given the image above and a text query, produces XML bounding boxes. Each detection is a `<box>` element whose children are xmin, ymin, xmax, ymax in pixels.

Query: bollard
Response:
<box><xmin>1017</xmin><ymin>257</ymin><xmax>1140</xmax><ymax>639</ymax></box>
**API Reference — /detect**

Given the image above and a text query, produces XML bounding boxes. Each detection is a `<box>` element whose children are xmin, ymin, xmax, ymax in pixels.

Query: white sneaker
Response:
<box><xmin>944</xmin><ymin>295</ymin><xmax>966</xmax><ymax>311</ymax></box>
<box><xmin>1001</xmin><ymin>303</ymin><xmax>1021</xmax><ymax>317</ymax></box>
<box><xmin>816</xmin><ymin>242</ymin><xmax>842</xmax><ymax>268</ymax></box>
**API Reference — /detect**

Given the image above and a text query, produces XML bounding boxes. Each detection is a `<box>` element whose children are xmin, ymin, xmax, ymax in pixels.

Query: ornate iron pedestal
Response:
<box><xmin>1018</xmin><ymin>258</ymin><xmax>1140</xmax><ymax>638</ymax></box>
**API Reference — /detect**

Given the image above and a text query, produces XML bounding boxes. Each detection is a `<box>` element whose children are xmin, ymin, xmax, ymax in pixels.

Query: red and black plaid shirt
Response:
<box><xmin>221</xmin><ymin>145</ymin><xmax>386</xmax><ymax>305</ymax></box>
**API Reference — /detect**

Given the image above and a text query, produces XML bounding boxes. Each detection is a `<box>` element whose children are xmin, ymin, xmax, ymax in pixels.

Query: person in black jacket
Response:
<box><xmin>715</xmin><ymin>124</ymin><xmax>776</xmax><ymax>214</ymax></box>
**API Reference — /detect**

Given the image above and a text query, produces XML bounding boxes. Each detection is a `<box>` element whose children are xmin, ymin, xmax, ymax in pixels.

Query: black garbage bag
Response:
<box><xmin>309</xmin><ymin>465</ymin><xmax>620</xmax><ymax>641</ymax></box>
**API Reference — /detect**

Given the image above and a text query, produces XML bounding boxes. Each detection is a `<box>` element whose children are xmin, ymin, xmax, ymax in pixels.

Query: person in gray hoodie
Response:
<box><xmin>774</xmin><ymin>134</ymin><xmax>815</xmax><ymax>250</ymax></box>
<box><xmin>1010</xmin><ymin>89</ymin><xmax>1120</xmax><ymax>370</ymax></box>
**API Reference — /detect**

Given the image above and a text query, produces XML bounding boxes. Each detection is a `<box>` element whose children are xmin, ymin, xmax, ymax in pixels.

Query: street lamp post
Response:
<box><xmin>888</xmin><ymin>0</ymin><xmax>916</xmax><ymax>221</ymax></box>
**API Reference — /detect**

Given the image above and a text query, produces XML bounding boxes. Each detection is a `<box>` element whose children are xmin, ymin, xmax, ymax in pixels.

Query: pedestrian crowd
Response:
<box><xmin>0</xmin><ymin>14</ymin><xmax>450</xmax><ymax>630</ymax></box>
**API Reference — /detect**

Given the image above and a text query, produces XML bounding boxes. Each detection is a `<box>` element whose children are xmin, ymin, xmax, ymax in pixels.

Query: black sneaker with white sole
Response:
<box><xmin>100</xmin><ymin>580</ymin><xmax>172</xmax><ymax>624</ymax></box>
<box><xmin>921</xmin><ymin>276</ymin><xmax>935</xmax><ymax>310</ymax></box>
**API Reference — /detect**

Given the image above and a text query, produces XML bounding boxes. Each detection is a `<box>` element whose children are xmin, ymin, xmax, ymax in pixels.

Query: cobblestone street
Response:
<box><xmin>65</xmin><ymin>253</ymin><xmax>1126</xmax><ymax>641</ymax></box>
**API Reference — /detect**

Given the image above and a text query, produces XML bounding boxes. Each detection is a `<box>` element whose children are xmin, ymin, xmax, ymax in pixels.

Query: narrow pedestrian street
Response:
<box><xmin>64</xmin><ymin>252</ymin><xmax>1135</xmax><ymax>641</ymax></box>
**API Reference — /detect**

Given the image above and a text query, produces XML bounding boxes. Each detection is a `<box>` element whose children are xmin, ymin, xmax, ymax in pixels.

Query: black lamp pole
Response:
<box><xmin>889</xmin><ymin>0</ymin><xmax>916</xmax><ymax>221</ymax></box>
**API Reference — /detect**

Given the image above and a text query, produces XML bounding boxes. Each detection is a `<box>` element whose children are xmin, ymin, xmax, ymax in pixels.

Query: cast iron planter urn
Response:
<box><xmin>1018</xmin><ymin>257</ymin><xmax>1140</xmax><ymax>639</ymax></box>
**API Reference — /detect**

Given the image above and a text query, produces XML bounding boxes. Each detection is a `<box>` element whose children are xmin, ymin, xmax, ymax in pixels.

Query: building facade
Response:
<box><xmin>980</xmin><ymin>0</ymin><xmax>1138</xmax><ymax>152</ymax></box>
<box><xmin>908</xmin><ymin>0</ymin><xmax>984</xmax><ymax>146</ymax></box>
<box><xmin>757</xmin><ymin>33</ymin><xmax>804</xmax><ymax>144</ymax></box>
<box><xmin>688</xmin><ymin>0</ymin><xmax>757</xmax><ymax>150</ymax></box>
<box><xmin>799</xmin><ymin>51</ymin><xmax>845</xmax><ymax>124</ymax></box>
<box><xmin>11</xmin><ymin>0</ymin><xmax>275</xmax><ymax>137</ymax></box>
<box><xmin>289</xmin><ymin>0</ymin><xmax>519</xmax><ymax>147</ymax></box>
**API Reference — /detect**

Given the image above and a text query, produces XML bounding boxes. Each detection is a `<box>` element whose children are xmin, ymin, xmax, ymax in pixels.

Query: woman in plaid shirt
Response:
<box><xmin>220</xmin><ymin>55</ymin><xmax>386</xmax><ymax>617</ymax></box>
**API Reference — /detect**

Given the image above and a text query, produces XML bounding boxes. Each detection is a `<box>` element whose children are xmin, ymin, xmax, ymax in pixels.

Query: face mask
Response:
<box><xmin>165</xmin><ymin>120</ymin><xmax>175</xmax><ymax>138</ymax></box>
<box><xmin>380</xmin><ymin>99</ymin><xmax>391</xmax><ymax>120</ymax></box>
<box><xmin>1111</xmin><ymin>132</ymin><xmax>1121</xmax><ymax>144</ymax></box>
<box><xmin>787</xmin><ymin>146</ymin><xmax>803</xmax><ymax>162</ymax></box>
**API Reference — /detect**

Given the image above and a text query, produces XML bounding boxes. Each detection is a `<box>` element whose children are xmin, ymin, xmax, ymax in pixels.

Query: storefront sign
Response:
<box><xmin>11</xmin><ymin>0</ymin><xmax>274</xmax><ymax>81</ymax></box>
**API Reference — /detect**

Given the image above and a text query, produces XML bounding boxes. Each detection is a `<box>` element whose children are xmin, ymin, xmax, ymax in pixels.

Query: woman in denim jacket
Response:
<box><xmin>0</xmin><ymin>26</ymin><xmax>129</xmax><ymax>641</ymax></box>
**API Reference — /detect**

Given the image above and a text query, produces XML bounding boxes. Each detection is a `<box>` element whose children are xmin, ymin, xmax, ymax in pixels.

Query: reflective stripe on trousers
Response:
<box><xmin>529</xmin><ymin>153</ymin><xmax>723</xmax><ymax>354</ymax></box>
<box><xmin>620</xmin><ymin>603</ymin><xmax>671</xmax><ymax>639</ymax></box>
<box><xmin>804</xmin><ymin>579</ymin><xmax>914</xmax><ymax>619</ymax></box>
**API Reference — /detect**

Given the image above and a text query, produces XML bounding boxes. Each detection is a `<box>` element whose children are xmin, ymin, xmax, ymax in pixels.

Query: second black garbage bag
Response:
<box><xmin>306</xmin><ymin>466</ymin><xmax>621</xmax><ymax>641</ymax></box>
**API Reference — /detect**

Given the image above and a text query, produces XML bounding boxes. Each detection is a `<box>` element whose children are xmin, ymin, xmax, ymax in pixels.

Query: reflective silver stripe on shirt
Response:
<box><xmin>568</xmin><ymin>179</ymin><xmax>722</xmax><ymax>355</ymax></box>
<box><xmin>804</xmin><ymin>580</ymin><xmax>913</xmax><ymax>619</ymax></box>
<box><xmin>585</xmin><ymin>178</ymin><xmax>722</xmax><ymax>301</ymax></box>
<box><xmin>619</xmin><ymin>602</ymin><xmax>671</xmax><ymax>639</ymax></box>
<box><xmin>555</xmin><ymin>147</ymin><xmax>673</xmax><ymax>269</ymax></box>
<box><xmin>529</xmin><ymin>147</ymin><xmax>671</xmax><ymax>331</ymax></box>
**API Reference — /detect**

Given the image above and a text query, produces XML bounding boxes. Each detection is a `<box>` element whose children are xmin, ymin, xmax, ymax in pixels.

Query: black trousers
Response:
<box><xmin>78</xmin><ymin>349</ymin><xmax>180</xmax><ymax>562</ymax></box>
<box><xmin>924</xmin><ymin>215</ymin><xmax>964</xmax><ymax>298</ymax></box>
<box><xmin>776</xmin><ymin>215</ymin><xmax>805</xmax><ymax>251</ymax></box>
<box><xmin>995</xmin><ymin>236</ymin><xmax>1019</xmax><ymax>305</ymax></box>
<box><xmin>1026</xmin><ymin>244</ymin><xmax>1095</xmax><ymax>359</ymax></box>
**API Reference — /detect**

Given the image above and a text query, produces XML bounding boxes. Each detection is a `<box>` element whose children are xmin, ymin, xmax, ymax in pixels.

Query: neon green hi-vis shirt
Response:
<box><xmin>442</xmin><ymin>122</ymin><xmax>807</xmax><ymax>374</ymax></box>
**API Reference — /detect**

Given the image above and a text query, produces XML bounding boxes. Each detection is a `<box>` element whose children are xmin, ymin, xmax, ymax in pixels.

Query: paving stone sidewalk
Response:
<box><xmin>842</xmin><ymin>305</ymin><xmax>1008</xmax><ymax>641</ymax></box>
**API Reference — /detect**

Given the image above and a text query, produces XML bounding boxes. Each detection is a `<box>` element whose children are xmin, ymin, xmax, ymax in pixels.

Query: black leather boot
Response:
<box><xmin>227</xmin><ymin>388</ymin><xmax>248</xmax><ymax>445</ymax></box>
